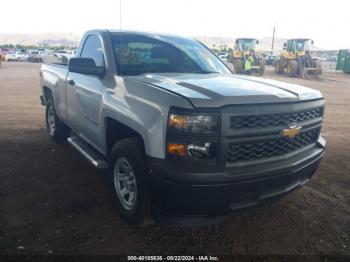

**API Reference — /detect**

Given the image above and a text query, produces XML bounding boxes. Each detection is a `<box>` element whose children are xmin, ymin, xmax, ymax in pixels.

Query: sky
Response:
<box><xmin>1</xmin><ymin>0</ymin><xmax>349</xmax><ymax>50</ymax></box>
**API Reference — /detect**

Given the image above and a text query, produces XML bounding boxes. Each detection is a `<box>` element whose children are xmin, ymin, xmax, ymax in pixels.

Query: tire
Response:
<box><xmin>315</xmin><ymin>61</ymin><xmax>323</xmax><ymax>77</ymax></box>
<box><xmin>45</xmin><ymin>97</ymin><xmax>70</xmax><ymax>142</ymax></box>
<box><xmin>275</xmin><ymin>59</ymin><xmax>284</xmax><ymax>74</ymax></box>
<box><xmin>299</xmin><ymin>64</ymin><xmax>306</xmax><ymax>79</ymax></box>
<box><xmin>258</xmin><ymin>59</ymin><xmax>265</xmax><ymax>76</ymax></box>
<box><xmin>109</xmin><ymin>138</ymin><xmax>150</xmax><ymax>225</ymax></box>
<box><xmin>286</xmin><ymin>60</ymin><xmax>299</xmax><ymax>77</ymax></box>
<box><xmin>232</xmin><ymin>59</ymin><xmax>243</xmax><ymax>74</ymax></box>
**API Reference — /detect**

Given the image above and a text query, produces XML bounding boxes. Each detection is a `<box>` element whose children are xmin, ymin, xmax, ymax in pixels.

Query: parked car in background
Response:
<box><xmin>53</xmin><ymin>50</ymin><xmax>68</xmax><ymax>59</ymax></box>
<box><xmin>264</xmin><ymin>54</ymin><xmax>277</xmax><ymax>65</ymax></box>
<box><xmin>61</xmin><ymin>50</ymin><xmax>76</xmax><ymax>65</ymax></box>
<box><xmin>27</xmin><ymin>50</ymin><xmax>44</xmax><ymax>63</ymax></box>
<box><xmin>217</xmin><ymin>52</ymin><xmax>229</xmax><ymax>62</ymax></box>
<box><xmin>272</xmin><ymin>55</ymin><xmax>280</xmax><ymax>66</ymax></box>
<box><xmin>5</xmin><ymin>51</ymin><xmax>28</xmax><ymax>61</ymax></box>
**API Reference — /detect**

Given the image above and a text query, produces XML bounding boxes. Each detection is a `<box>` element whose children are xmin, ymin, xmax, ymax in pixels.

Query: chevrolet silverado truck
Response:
<box><xmin>40</xmin><ymin>30</ymin><xmax>326</xmax><ymax>225</ymax></box>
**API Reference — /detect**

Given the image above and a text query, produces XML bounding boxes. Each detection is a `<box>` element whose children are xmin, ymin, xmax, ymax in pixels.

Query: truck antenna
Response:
<box><xmin>119</xmin><ymin>0</ymin><xmax>122</xmax><ymax>31</ymax></box>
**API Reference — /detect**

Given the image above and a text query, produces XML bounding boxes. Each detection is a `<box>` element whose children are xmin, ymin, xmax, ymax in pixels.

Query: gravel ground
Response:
<box><xmin>0</xmin><ymin>62</ymin><xmax>349</xmax><ymax>256</ymax></box>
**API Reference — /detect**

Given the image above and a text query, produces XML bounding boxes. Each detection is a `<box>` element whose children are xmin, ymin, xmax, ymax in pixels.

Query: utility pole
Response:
<box><xmin>271</xmin><ymin>27</ymin><xmax>276</xmax><ymax>54</ymax></box>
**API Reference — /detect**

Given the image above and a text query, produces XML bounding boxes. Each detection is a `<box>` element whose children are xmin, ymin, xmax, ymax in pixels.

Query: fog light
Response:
<box><xmin>167</xmin><ymin>143</ymin><xmax>187</xmax><ymax>157</ymax></box>
<box><xmin>188</xmin><ymin>143</ymin><xmax>210</xmax><ymax>158</ymax></box>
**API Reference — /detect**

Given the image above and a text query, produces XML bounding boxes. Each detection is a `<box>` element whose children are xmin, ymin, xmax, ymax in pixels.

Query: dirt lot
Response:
<box><xmin>0</xmin><ymin>62</ymin><xmax>349</xmax><ymax>256</ymax></box>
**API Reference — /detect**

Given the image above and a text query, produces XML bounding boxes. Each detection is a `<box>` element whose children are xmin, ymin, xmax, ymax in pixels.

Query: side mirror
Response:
<box><xmin>256</xmin><ymin>40</ymin><xmax>259</xmax><ymax>45</ymax></box>
<box><xmin>235</xmin><ymin>39</ymin><xmax>238</xmax><ymax>44</ymax></box>
<box><xmin>311</xmin><ymin>40</ymin><xmax>314</xmax><ymax>45</ymax></box>
<box><xmin>68</xmin><ymin>57</ymin><xmax>105</xmax><ymax>78</ymax></box>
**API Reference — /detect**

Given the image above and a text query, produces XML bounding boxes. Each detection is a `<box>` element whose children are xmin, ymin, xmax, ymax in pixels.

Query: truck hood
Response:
<box><xmin>131</xmin><ymin>73</ymin><xmax>323</xmax><ymax>108</ymax></box>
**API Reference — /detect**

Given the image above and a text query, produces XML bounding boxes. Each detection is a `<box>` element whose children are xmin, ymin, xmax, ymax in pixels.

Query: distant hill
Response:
<box><xmin>0</xmin><ymin>33</ymin><xmax>80</xmax><ymax>47</ymax></box>
<box><xmin>38</xmin><ymin>38</ymin><xmax>78</xmax><ymax>47</ymax></box>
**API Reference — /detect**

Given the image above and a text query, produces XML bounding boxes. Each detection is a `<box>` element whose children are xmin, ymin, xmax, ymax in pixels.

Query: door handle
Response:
<box><xmin>68</xmin><ymin>79</ymin><xmax>75</xmax><ymax>85</ymax></box>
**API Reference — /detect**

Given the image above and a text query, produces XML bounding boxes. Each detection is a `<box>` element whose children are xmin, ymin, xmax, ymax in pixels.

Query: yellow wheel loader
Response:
<box><xmin>275</xmin><ymin>38</ymin><xmax>322</xmax><ymax>78</ymax></box>
<box><xmin>230</xmin><ymin>38</ymin><xmax>265</xmax><ymax>75</ymax></box>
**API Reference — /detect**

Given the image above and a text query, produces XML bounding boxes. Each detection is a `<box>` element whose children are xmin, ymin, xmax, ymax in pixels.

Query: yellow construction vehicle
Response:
<box><xmin>275</xmin><ymin>38</ymin><xmax>322</xmax><ymax>78</ymax></box>
<box><xmin>230</xmin><ymin>38</ymin><xmax>265</xmax><ymax>75</ymax></box>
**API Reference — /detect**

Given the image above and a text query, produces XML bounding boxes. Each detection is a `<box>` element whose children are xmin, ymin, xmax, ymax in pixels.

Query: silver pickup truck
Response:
<box><xmin>40</xmin><ymin>30</ymin><xmax>326</xmax><ymax>225</ymax></box>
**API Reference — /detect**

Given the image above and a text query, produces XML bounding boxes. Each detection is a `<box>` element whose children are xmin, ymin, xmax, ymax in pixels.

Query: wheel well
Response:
<box><xmin>42</xmin><ymin>86</ymin><xmax>52</xmax><ymax>104</ymax></box>
<box><xmin>105</xmin><ymin>118</ymin><xmax>145</xmax><ymax>156</ymax></box>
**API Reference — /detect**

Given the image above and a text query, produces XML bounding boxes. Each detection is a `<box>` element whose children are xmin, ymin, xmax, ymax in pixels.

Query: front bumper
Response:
<box><xmin>147</xmin><ymin>137</ymin><xmax>325</xmax><ymax>225</ymax></box>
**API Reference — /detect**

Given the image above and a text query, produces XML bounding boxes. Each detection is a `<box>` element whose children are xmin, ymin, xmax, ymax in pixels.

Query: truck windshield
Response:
<box><xmin>296</xmin><ymin>40</ymin><xmax>311</xmax><ymax>51</ymax></box>
<box><xmin>111</xmin><ymin>33</ymin><xmax>231</xmax><ymax>76</ymax></box>
<box><xmin>237</xmin><ymin>39</ymin><xmax>256</xmax><ymax>51</ymax></box>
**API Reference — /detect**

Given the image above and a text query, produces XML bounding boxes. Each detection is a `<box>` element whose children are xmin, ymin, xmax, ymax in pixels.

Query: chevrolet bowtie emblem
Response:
<box><xmin>281</xmin><ymin>126</ymin><xmax>301</xmax><ymax>138</ymax></box>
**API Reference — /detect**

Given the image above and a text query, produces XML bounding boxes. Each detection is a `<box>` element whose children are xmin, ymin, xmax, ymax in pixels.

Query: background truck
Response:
<box><xmin>40</xmin><ymin>30</ymin><xmax>326</xmax><ymax>225</ymax></box>
<box><xmin>275</xmin><ymin>38</ymin><xmax>322</xmax><ymax>78</ymax></box>
<box><xmin>230</xmin><ymin>38</ymin><xmax>265</xmax><ymax>75</ymax></box>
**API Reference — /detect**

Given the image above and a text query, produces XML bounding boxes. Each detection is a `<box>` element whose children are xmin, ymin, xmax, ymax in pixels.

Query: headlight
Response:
<box><xmin>168</xmin><ymin>113</ymin><xmax>218</xmax><ymax>134</ymax></box>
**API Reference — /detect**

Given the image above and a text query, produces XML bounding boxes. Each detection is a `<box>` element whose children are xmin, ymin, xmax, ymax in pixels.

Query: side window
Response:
<box><xmin>80</xmin><ymin>35</ymin><xmax>105</xmax><ymax>67</ymax></box>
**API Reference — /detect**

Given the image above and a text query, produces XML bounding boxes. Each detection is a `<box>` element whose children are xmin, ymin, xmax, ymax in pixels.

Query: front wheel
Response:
<box><xmin>286</xmin><ymin>60</ymin><xmax>299</xmax><ymax>77</ymax></box>
<box><xmin>109</xmin><ymin>138</ymin><xmax>150</xmax><ymax>225</ymax></box>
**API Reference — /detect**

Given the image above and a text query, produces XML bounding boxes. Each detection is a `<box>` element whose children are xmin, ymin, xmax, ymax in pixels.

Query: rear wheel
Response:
<box><xmin>315</xmin><ymin>61</ymin><xmax>322</xmax><ymax>77</ymax></box>
<box><xmin>258</xmin><ymin>59</ymin><xmax>265</xmax><ymax>76</ymax></box>
<box><xmin>275</xmin><ymin>59</ymin><xmax>284</xmax><ymax>74</ymax></box>
<box><xmin>286</xmin><ymin>60</ymin><xmax>299</xmax><ymax>77</ymax></box>
<box><xmin>232</xmin><ymin>59</ymin><xmax>243</xmax><ymax>74</ymax></box>
<box><xmin>45</xmin><ymin>97</ymin><xmax>70</xmax><ymax>142</ymax></box>
<box><xmin>109</xmin><ymin>138</ymin><xmax>150</xmax><ymax>225</ymax></box>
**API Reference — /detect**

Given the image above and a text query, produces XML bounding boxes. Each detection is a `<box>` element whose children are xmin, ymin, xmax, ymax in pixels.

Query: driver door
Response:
<box><xmin>66</xmin><ymin>34</ymin><xmax>106</xmax><ymax>148</ymax></box>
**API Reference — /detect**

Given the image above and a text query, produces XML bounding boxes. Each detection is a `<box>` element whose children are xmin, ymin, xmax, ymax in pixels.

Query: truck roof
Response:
<box><xmin>89</xmin><ymin>29</ymin><xmax>195</xmax><ymax>42</ymax></box>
